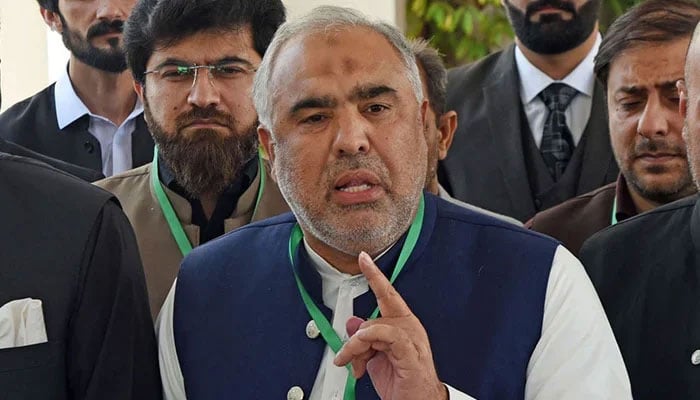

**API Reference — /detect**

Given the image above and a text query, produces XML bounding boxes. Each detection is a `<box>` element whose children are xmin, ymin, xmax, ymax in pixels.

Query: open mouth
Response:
<box><xmin>332</xmin><ymin>171</ymin><xmax>383</xmax><ymax>205</ymax></box>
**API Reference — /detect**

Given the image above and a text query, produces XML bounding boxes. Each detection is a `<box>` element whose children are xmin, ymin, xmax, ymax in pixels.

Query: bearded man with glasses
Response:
<box><xmin>96</xmin><ymin>0</ymin><xmax>289</xmax><ymax>319</ymax></box>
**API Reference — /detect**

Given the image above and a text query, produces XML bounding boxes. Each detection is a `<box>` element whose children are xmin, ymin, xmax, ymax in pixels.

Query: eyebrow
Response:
<box><xmin>287</xmin><ymin>85</ymin><xmax>399</xmax><ymax>116</ymax></box>
<box><xmin>151</xmin><ymin>56</ymin><xmax>255</xmax><ymax>70</ymax></box>
<box><xmin>616</xmin><ymin>80</ymin><xmax>682</xmax><ymax>96</ymax></box>
<box><xmin>349</xmin><ymin>85</ymin><xmax>397</xmax><ymax>101</ymax></box>
<box><xmin>289</xmin><ymin>96</ymin><xmax>338</xmax><ymax>115</ymax></box>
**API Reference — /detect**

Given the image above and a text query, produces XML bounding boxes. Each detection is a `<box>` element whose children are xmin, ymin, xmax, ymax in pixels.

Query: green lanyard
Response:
<box><xmin>150</xmin><ymin>146</ymin><xmax>266</xmax><ymax>257</ymax></box>
<box><xmin>611</xmin><ymin>195</ymin><xmax>618</xmax><ymax>226</ymax></box>
<box><xmin>287</xmin><ymin>194</ymin><xmax>425</xmax><ymax>400</ymax></box>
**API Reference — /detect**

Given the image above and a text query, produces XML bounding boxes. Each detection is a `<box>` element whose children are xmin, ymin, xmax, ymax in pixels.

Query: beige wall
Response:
<box><xmin>0</xmin><ymin>0</ymin><xmax>405</xmax><ymax>112</ymax></box>
<box><xmin>0</xmin><ymin>2</ymin><xmax>49</xmax><ymax>112</ymax></box>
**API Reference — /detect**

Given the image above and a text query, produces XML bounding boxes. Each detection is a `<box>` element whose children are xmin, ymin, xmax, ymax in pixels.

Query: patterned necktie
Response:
<box><xmin>538</xmin><ymin>83</ymin><xmax>578</xmax><ymax>181</ymax></box>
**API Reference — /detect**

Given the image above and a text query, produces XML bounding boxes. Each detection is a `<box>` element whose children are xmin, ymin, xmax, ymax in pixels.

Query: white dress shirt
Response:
<box><xmin>54</xmin><ymin>68</ymin><xmax>143</xmax><ymax>177</ymax></box>
<box><xmin>515</xmin><ymin>34</ymin><xmax>601</xmax><ymax>148</ymax></box>
<box><xmin>158</xmin><ymin>241</ymin><xmax>631</xmax><ymax>399</ymax></box>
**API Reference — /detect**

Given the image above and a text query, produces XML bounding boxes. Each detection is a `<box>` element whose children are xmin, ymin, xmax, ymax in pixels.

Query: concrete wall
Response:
<box><xmin>0</xmin><ymin>0</ymin><xmax>405</xmax><ymax>112</ymax></box>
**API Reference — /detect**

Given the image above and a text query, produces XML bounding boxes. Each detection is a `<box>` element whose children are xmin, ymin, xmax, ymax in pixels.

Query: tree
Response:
<box><xmin>406</xmin><ymin>0</ymin><xmax>644</xmax><ymax>67</ymax></box>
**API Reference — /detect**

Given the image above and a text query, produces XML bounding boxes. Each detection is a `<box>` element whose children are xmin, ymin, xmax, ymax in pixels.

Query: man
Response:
<box><xmin>96</xmin><ymin>0</ymin><xmax>288</xmax><ymax>317</ymax></box>
<box><xmin>159</xmin><ymin>7</ymin><xmax>631</xmax><ymax>399</ymax></box>
<box><xmin>528</xmin><ymin>0</ymin><xmax>700</xmax><ymax>256</ymax></box>
<box><xmin>0</xmin><ymin>154</ymin><xmax>160</xmax><ymax>398</ymax></box>
<box><xmin>411</xmin><ymin>38</ymin><xmax>521</xmax><ymax>226</ymax></box>
<box><xmin>580</xmin><ymin>19</ymin><xmax>700</xmax><ymax>399</ymax></box>
<box><xmin>0</xmin><ymin>0</ymin><xmax>153</xmax><ymax>176</ymax></box>
<box><xmin>441</xmin><ymin>0</ymin><xmax>617</xmax><ymax>222</ymax></box>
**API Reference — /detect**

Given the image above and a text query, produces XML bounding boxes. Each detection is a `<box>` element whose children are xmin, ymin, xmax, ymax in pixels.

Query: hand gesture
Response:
<box><xmin>333</xmin><ymin>252</ymin><xmax>447</xmax><ymax>400</ymax></box>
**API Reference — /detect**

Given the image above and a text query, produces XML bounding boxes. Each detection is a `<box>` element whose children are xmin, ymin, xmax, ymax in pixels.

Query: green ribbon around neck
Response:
<box><xmin>150</xmin><ymin>146</ymin><xmax>266</xmax><ymax>257</ymax></box>
<box><xmin>287</xmin><ymin>194</ymin><xmax>425</xmax><ymax>400</ymax></box>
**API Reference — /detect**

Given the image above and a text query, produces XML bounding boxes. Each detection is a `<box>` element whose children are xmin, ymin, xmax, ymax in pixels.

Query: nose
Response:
<box><xmin>187</xmin><ymin>69</ymin><xmax>221</xmax><ymax>109</ymax></box>
<box><xmin>95</xmin><ymin>0</ymin><xmax>129</xmax><ymax>21</ymax></box>
<box><xmin>637</xmin><ymin>96</ymin><xmax>669</xmax><ymax>139</ymax></box>
<box><xmin>332</xmin><ymin>110</ymin><xmax>371</xmax><ymax>157</ymax></box>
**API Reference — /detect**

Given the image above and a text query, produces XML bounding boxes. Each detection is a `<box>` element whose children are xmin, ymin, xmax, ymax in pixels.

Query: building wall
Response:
<box><xmin>0</xmin><ymin>0</ymin><xmax>405</xmax><ymax>112</ymax></box>
<box><xmin>0</xmin><ymin>1</ymin><xmax>48</xmax><ymax>112</ymax></box>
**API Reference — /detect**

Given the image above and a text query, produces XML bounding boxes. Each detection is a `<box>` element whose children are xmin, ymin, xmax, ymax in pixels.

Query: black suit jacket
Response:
<box><xmin>440</xmin><ymin>44</ymin><xmax>618</xmax><ymax>222</ymax></box>
<box><xmin>0</xmin><ymin>137</ymin><xmax>103</xmax><ymax>182</ymax></box>
<box><xmin>0</xmin><ymin>154</ymin><xmax>161</xmax><ymax>399</ymax></box>
<box><xmin>580</xmin><ymin>195</ymin><xmax>700</xmax><ymax>399</ymax></box>
<box><xmin>0</xmin><ymin>83</ymin><xmax>153</xmax><ymax>173</ymax></box>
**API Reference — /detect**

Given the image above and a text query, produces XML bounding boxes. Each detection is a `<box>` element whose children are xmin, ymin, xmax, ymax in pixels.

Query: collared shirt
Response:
<box><xmin>157</xmin><ymin>155</ymin><xmax>258</xmax><ymax>244</ymax></box>
<box><xmin>515</xmin><ymin>34</ymin><xmax>602</xmax><ymax>148</ymax></box>
<box><xmin>613</xmin><ymin>174</ymin><xmax>638</xmax><ymax>223</ymax></box>
<box><xmin>54</xmin><ymin>68</ymin><xmax>143</xmax><ymax>177</ymax></box>
<box><xmin>157</xmin><ymin>241</ymin><xmax>632</xmax><ymax>399</ymax></box>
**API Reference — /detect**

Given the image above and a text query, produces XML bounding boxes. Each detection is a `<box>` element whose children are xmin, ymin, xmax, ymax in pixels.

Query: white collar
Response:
<box><xmin>303</xmin><ymin>238</ymin><xmax>395</xmax><ymax>282</ymax></box>
<box><xmin>514</xmin><ymin>33</ymin><xmax>601</xmax><ymax>104</ymax></box>
<box><xmin>54</xmin><ymin>66</ymin><xmax>144</xmax><ymax>129</ymax></box>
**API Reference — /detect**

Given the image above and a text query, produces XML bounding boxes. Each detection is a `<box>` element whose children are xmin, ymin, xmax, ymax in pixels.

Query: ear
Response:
<box><xmin>40</xmin><ymin>8</ymin><xmax>63</xmax><ymax>33</ymax></box>
<box><xmin>437</xmin><ymin>110</ymin><xmax>458</xmax><ymax>160</ymax></box>
<box><xmin>258</xmin><ymin>126</ymin><xmax>277</xmax><ymax>182</ymax></box>
<box><xmin>679</xmin><ymin>79</ymin><xmax>688</xmax><ymax>119</ymax></box>
<box><xmin>420</xmin><ymin>99</ymin><xmax>430</xmax><ymax>131</ymax></box>
<box><xmin>134</xmin><ymin>80</ymin><xmax>145</xmax><ymax>103</ymax></box>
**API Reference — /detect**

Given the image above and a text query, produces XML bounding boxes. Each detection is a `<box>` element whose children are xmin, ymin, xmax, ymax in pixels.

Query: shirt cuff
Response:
<box><xmin>445</xmin><ymin>383</ymin><xmax>477</xmax><ymax>400</ymax></box>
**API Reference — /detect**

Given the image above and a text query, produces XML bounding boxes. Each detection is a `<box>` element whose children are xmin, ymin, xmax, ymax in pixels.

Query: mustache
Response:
<box><xmin>86</xmin><ymin>19</ymin><xmax>124</xmax><ymax>40</ymax></box>
<box><xmin>325</xmin><ymin>155</ymin><xmax>389</xmax><ymax>188</ymax></box>
<box><xmin>175</xmin><ymin>106</ymin><xmax>235</xmax><ymax>131</ymax></box>
<box><xmin>526</xmin><ymin>0</ymin><xmax>576</xmax><ymax>17</ymax></box>
<box><xmin>634</xmin><ymin>138</ymin><xmax>686</xmax><ymax>157</ymax></box>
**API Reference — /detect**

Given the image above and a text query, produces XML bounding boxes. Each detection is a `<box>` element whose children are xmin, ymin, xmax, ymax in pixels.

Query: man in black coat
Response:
<box><xmin>441</xmin><ymin>0</ymin><xmax>618</xmax><ymax>222</ymax></box>
<box><xmin>0</xmin><ymin>0</ymin><xmax>153</xmax><ymax>177</ymax></box>
<box><xmin>580</xmin><ymin>19</ymin><xmax>700</xmax><ymax>399</ymax></box>
<box><xmin>0</xmin><ymin>153</ymin><xmax>161</xmax><ymax>399</ymax></box>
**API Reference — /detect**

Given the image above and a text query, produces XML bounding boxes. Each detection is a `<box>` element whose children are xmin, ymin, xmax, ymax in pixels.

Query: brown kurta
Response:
<box><xmin>95</xmin><ymin>161</ymin><xmax>289</xmax><ymax>318</ymax></box>
<box><xmin>527</xmin><ymin>174</ymin><xmax>637</xmax><ymax>257</ymax></box>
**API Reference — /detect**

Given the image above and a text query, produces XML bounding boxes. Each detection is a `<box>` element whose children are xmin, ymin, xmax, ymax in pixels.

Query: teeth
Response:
<box><xmin>339</xmin><ymin>184</ymin><xmax>372</xmax><ymax>193</ymax></box>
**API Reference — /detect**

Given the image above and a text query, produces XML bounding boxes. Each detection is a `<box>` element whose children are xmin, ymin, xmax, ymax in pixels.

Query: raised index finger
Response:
<box><xmin>358</xmin><ymin>251</ymin><xmax>412</xmax><ymax>318</ymax></box>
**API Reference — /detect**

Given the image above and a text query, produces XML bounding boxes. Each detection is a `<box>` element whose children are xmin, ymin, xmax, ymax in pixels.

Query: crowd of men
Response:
<box><xmin>1</xmin><ymin>0</ymin><xmax>699</xmax><ymax>398</ymax></box>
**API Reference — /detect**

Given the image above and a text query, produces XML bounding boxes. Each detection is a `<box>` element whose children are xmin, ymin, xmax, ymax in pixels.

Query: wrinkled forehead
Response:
<box><xmin>267</xmin><ymin>27</ymin><xmax>414</xmax><ymax>114</ymax></box>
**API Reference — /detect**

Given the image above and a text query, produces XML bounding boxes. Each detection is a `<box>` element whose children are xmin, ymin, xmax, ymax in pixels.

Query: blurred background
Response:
<box><xmin>406</xmin><ymin>0</ymin><xmax>644</xmax><ymax>67</ymax></box>
<box><xmin>0</xmin><ymin>0</ymin><xmax>642</xmax><ymax>112</ymax></box>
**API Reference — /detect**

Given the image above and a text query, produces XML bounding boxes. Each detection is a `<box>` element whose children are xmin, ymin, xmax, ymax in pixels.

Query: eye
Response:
<box><xmin>365</xmin><ymin>104</ymin><xmax>389</xmax><ymax>114</ymax></box>
<box><xmin>617</xmin><ymin>98</ymin><xmax>643</xmax><ymax>112</ymax></box>
<box><xmin>214</xmin><ymin>64</ymin><xmax>247</xmax><ymax>78</ymax></box>
<box><xmin>301</xmin><ymin>114</ymin><xmax>328</xmax><ymax>124</ymax></box>
<box><xmin>303</xmin><ymin>114</ymin><xmax>326</xmax><ymax>124</ymax></box>
<box><xmin>160</xmin><ymin>66</ymin><xmax>192</xmax><ymax>81</ymax></box>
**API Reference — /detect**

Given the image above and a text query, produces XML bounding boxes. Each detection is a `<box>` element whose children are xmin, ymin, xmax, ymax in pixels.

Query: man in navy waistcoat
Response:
<box><xmin>158</xmin><ymin>6</ymin><xmax>631</xmax><ymax>400</ymax></box>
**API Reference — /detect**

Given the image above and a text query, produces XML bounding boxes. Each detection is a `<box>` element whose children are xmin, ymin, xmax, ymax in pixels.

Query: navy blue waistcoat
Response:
<box><xmin>174</xmin><ymin>193</ymin><xmax>557</xmax><ymax>399</ymax></box>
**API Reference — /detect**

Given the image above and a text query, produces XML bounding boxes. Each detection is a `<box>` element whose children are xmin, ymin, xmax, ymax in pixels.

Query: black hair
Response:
<box><xmin>36</xmin><ymin>0</ymin><xmax>59</xmax><ymax>12</ymax></box>
<box><xmin>125</xmin><ymin>0</ymin><xmax>286</xmax><ymax>83</ymax></box>
<box><xmin>595</xmin><ymin>0</ymin><xmax>700</xmax><ymax>89</ymax></box>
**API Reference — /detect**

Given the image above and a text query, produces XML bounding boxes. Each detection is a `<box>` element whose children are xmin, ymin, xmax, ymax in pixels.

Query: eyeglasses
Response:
<box><xmin>143</xmin><ymin>62</ymin><xmax>257</xmax><ymax>89</ymax></box>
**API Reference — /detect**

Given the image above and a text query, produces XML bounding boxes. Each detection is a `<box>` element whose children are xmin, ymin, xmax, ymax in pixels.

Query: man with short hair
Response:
<box><xmin>96</xmin><ymin>0</ymin><xmax>288</xmax><ymax>317</ymax></box>
<box><xmin>159</xmin><ymin>6</ymin><xmax>630</xmax><ymax>399</ymax></box>
<box><xmin>528</xmin><ymin>0</ymin><xmax>699</xmax><ymax>256</ymax></box>
<box><xmin>580</xmin><ymin>19</ymin><xmax>700</xmax><ymax>399</ymax></box>
<box><xmin>410</xmin><ymin>39</ymin><xmax>521</xmax><ymax>225</ymax></box>
<box><xmin>0</xmin><ymin>0</ymin><xmax>153</xmax><ymax>177</ymax></box>
<box><xmin>442</xmin><ymin>0</ymin><xmax>617</xmax><ymax>222</ymax></box>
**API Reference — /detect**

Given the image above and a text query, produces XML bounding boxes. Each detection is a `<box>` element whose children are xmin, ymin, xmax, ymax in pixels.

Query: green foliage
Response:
<box><xmin>406</xmin><ymin>0</ymin><xmax>645</xmax><ymax>67</ymax></box>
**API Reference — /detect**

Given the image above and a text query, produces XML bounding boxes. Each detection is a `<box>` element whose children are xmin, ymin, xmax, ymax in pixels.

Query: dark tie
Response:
<box><xmin>538</xmin><ymin>83</ymin><xmax>578</xmax><ymax>181</ymax></box>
